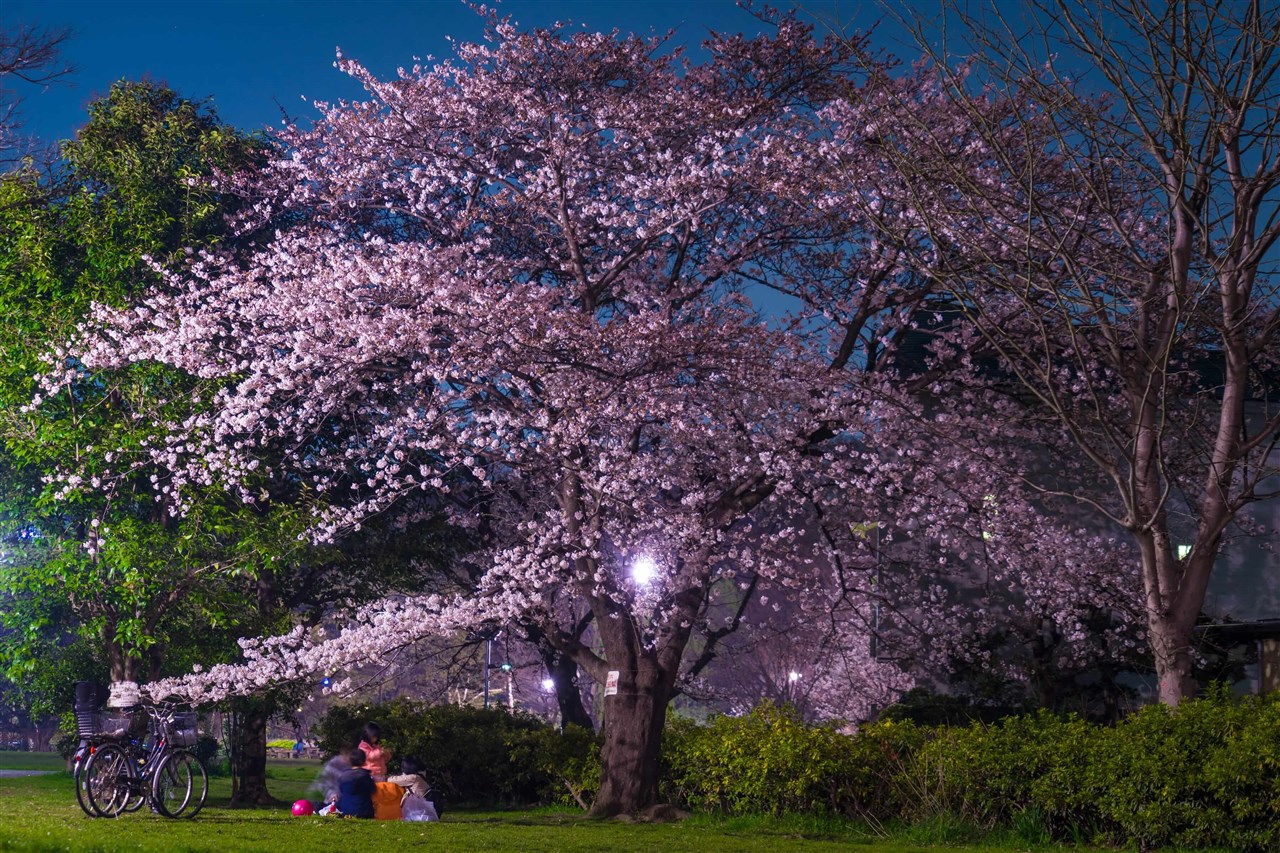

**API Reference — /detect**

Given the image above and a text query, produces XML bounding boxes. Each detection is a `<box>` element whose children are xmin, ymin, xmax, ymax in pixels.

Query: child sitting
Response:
<box><xmin>386</xmin><ymin>755</ymin><xmax>430</xmax><ymax>799</ymax></box>
<box><xmin>335</xmin><ymin>747</ymin><xmax>375</xmax><ymax>818</ymax></box>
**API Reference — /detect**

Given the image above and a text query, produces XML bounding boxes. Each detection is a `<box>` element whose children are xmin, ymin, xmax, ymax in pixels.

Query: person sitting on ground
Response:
<box><xmin>312</xmin><ymin>745</ymin><xmax>352</xmax><ymax>807</ymax></box>
<box><xmin>335</xmin><ymin>747</ymin><xmax>376</xmax><ymax>818</ymax></box>
<box><xmin>371</xmin><ymin>779</ymin><xmax>405</xmax><ymax>821</ymax></box>
<box><xmin>387</xmin><ymin>755</ymin><xmax>440</xmax><ymax>821</ymax></box>
<box><xmin>386</xmin><ymin>755</ymin><xmax>430</xmax><ymax>799</ymax></box>
<box><xmin>358</xmin><ymin>722</ymin><xmax>390</xmax><ymax>782</ymax></box>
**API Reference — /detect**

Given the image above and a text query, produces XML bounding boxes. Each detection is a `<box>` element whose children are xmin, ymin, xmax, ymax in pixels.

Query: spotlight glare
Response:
<box><xmin>631</xmin><ymin>555</ymin><xmax>657</xmax><ymax>586</ymax></box>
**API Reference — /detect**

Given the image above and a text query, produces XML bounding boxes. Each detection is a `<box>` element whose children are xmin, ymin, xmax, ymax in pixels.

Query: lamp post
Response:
<box><xmin>873</xmin><ymin>522</ymin><xmax>882</xmax><ymax>659</ymax></box>
<box><xmin>500</xmin><ymin>661</ymin><xmax>514</xmax><ymax>710</ymax></box>
<box><xmin>483</xmin><ymin>633</ymin><xmax>497</xmax><ymax>709</ymax></box>
<box><xmin>542</xmin><ymin>677</ymin><xmax>558</xmax><ymax>727</ymax></box>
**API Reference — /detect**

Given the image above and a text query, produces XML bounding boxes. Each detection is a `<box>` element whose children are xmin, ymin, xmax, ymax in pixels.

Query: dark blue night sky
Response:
<box><xmin>5</xmin><ymin>0</ymin><xmax>890</xmax><ymax>147</ymax></box>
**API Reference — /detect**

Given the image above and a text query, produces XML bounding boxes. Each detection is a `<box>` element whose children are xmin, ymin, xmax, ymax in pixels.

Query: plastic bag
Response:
<box><xmin>400</xmin><ymin>793</ymin><xmax>439</xmax><ymax>822</ymax></box>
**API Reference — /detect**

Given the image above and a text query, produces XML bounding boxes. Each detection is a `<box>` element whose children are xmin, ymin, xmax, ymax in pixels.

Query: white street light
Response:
<box><xmin>788</xmin><ymin>671</ymin><xmax>801</xmax><ymax>684</ymax></box>
<box><xmin>542</xmin><ymin>677</ymin><xmax>555</xmax><ymax>692</ymax></box>
<box><xmin>631</xmin><ymin>555</ymin><xmax>657</xmax><ymax>586</ymax></box>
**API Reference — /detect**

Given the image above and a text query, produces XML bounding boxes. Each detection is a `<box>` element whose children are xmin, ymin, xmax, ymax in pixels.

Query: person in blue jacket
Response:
<box><xmin>336</xmin><ymin>747</ymin><xmax>375</xmax><ymax>818</ymax></box>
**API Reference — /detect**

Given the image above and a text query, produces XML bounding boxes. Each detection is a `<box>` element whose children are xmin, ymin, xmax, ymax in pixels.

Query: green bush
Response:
<box><xmin>662</xmin><ymin>702</ymin><xmax>924</xmax><ymax>818</ymax></box>
<box><xmin>54</xmin><ymin>731</ymin><xmax>78</xmax><ymax>762</ymax></box>
<box><xmin>313</xmin><ymin>691</ymin><xmax>1276</xmax><ymax>848</ymax></box>
<box><xmin>312</xmin><ymin>699</ymin><xmax>598</xmax><ymax>807</ymax></box>
<box><xmin>832</xmin><ymin>716</ymin><xmax>927</xmax><ymax>817</ymax></box>
<box><xmin>659</xmin><ymin>691</ymin><xmax>1275</xmax><ymax>850</ymax></box>
<box><xmin>1085</xmin><ymin>690</ymin><xmax>1279</xmax><ymax>851</ymax></box>
<box><xmin>662</xmin><ymin>703</ymin><xmax>836</xmax><ymax>814</ymax></box>
<box><xmin>535</xmin><ymin>723</ymin><xmax>600</xmax><ymax>809</ymax></box>
<box><xmin>1200</xmin><ymin>694</ymin><xmax>1280</xmax><ymax>852</ymax></box>
<box><xmin>907</xmin><ymin>689</ymin><xmax>1278</xmax><ymax>851</ymax></box>
<box><xmin>909</xmin><ymin>710</ymin><xmax>1093</xmax><ymax>829</ymax></box>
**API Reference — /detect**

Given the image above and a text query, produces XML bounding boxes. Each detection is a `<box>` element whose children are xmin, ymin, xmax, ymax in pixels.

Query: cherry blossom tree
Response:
<box><xmin>45</xmin><ymin>15</ymin><xmax>889</xmax><ymax>815</ymax></box>
<box><xmin>40</xmin><ymin>12</ymin><xmax>1154</xmax><ymax>814</ymax></box>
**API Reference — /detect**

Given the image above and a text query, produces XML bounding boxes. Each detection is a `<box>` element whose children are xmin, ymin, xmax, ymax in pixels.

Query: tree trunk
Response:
<box><xmin>105</xmin><ymin>629</ymin><xmax>141</xmax><ymax>684</ymax></box>
<box><xmin>542</xmin><ymin>647</ymin><xmax>594</xmax><ymax>732</ymax></box>
<box><xmin>1136</xmin><ymin>526</ymin><xmax>1218</xmax><ymax>707</ymax></box>
<box><xmin>589</xmin><ymin>656</ymin><xmax>672</xmax><ymax>817</ymax></box>
<box><xmin>1152</xmin><ymin>617</ymin><xmax>1197</xmax><ymax>707</ymax></box>
<box><xmin>1149</xmin><ymin>545</ymin><xmax>1210</xmax><ymax>707</ymax></box>
<box><xmin>230</xmin><ymin>697</ymin><xmax>276</xmax><ymax>806</ymax></box>
<box><xmin>1139</xmin><ymin>543</ymin><xmax>1198</xmax><ymax>707</ymax></box>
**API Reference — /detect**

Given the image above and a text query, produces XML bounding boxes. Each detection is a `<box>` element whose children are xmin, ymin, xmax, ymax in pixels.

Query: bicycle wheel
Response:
<box><xmin>151</xmin><ymin>749</ymin><xmax>208</xmax><ymax>818</ymax></box>
<box><xmin>73</xmin><ymin>744</ymin><xmax>97</xmax><ymax>818</ymax></box>
<box><xmin>83</xmin><ymin>743</ymin><xmax>134</xmax><ymax>817</ymax></box>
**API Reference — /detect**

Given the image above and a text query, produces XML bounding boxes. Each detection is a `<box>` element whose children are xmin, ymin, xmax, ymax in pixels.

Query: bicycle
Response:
<box><xmin>71</xmin><ymin>706</ymin><xmax>136</xmax><ymax>818</ymax></box>
<box><xmin>80</xmin><ymin>700</ymin><xmax>208</xmax><ymax>819</ymax></box>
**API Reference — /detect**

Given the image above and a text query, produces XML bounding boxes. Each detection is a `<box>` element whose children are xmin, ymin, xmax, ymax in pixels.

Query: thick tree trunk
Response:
<box><xmin>105</xmin><ymin>631</ymin><xmax>141</xmax><ymax>684</ymax></box>
<box><xmin>557</xmin><ymin>473</ymin><xmax>714</xmax><ymax>817</ymax></box>
<box><xmin>1135</xmin><ymin>520</ymin><xmax>1221</xmax><ymax>707</ymax></box>
<box><xmin>230</xmin><ymin>697</ymin><xmax>276</xmax><ymax>806</ymax></box>
<box><xmin>1152</xmin><ymin>621</ymin><xmax>1197</xmax><ymax>707</ymax></box>
<box><xmin>589</xmin><ymin>657</ymin><xmax>672</xmax><ymax>817</ymax></box>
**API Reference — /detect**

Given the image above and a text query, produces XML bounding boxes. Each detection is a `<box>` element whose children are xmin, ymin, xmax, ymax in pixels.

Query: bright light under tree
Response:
<box><xmin>631</xmin><ymin>556</ymin><xmax>657</xmax><ymax>586</ymax></box>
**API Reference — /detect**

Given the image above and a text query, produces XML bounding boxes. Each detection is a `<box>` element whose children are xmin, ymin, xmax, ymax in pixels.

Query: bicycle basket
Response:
<box><xmin>75</xmin><ymin>710</ymin><xmax>132</xmax><ymax>739</ymax></box>
<box><xmin>164</xmin><ymin>711</ymin><xmax>199</xmax><ymax>747</ymax></box>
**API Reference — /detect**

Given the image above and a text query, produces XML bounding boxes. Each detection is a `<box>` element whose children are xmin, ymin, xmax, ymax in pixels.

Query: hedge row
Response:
<box><xmin>314</xmin><ymin>691</ymin><xmax>1277</xmax><ymax>851</ymax></box>
<box><xmin>662</xmin><ymin>704</ymin><xmax>924</xmax><ymax>817</ymax></box>
<box><xmin>665</xmin><ymin>693</ymin><xmax>1278</xmax><ymax>852</ymax></box>
<box><xmin>910</xmin><ymin>692</ymin><xmax>1279</xmax><ymax>851</ymax></box>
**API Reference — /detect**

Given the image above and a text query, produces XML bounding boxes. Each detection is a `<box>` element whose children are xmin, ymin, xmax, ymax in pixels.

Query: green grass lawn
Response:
<box><xmin>0</xmin><ymin>751</ymin><xmax>1141</xmax><ymax>853</ymax></box>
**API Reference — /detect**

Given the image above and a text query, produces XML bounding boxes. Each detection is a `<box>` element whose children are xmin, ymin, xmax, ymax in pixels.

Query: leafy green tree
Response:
<box><xmin>0</xmin><ymin>80</ymin><xmax>267</xmax><ymax>691</ymax></box>
<box><xmin>0</xmin><ymin>80</ymin><xmax>461</xmax><ymax>801</ymax></box>
<box><xmin>2</xmin><ymin>83</ymin><xmax>332</xmax><ymax>801</ymax></box>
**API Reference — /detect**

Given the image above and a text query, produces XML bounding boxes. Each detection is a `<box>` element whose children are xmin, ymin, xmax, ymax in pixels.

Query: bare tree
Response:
<box><xmin>1</xmin><ymin>23</ymin><xmax>73</xmax><ymax>165</ymax></box>
<box><xmin>847</xmin><ymin>0</ymin><xmax>1279</xmax><ymax>704</ymax></box>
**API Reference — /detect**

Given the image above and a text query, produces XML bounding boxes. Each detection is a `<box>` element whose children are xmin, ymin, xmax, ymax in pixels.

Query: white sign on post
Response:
<box><xmin>604</xmin><ymin>670</ymin><xmax>619</xmax><ymax>696</ymax></box>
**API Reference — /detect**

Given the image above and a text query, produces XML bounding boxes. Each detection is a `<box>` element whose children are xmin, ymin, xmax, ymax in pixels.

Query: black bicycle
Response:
<box><xmin>79</xmin><ymin>701</ymin><xmax>208</xmax><ymax>819</ymax></box>
<box><xmin>71</xmin><ymin>706</ymin><xmax>136</xmax><ymax>818</ymax></box>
